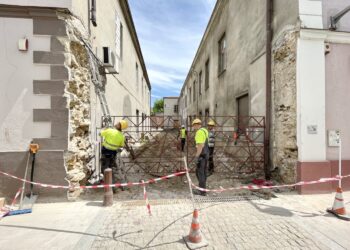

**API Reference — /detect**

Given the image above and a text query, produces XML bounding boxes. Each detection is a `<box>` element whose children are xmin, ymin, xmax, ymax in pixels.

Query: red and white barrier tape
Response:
<box><xmin>0</xmin><ymin>170</ymin><xmax>186</xmax><ymax>190</ymax></box>
<box><xmin>0</xmin><ymin>188</ymin><xmax>22</xmax><ymax>219</ymax></box>
<box><xmin>141</xmin><ymin>180</ymin><xmax>151</xmax><ymax>216</ymax></box>
<box><xmin>10</xmin><ymin>188</ymin><xmax>22</xmax><ymax>207</ymax></box>
<box><xmin>191</xmin><ymin>174</ymin><xmax>350</xmax><ymax>193</ymax></box>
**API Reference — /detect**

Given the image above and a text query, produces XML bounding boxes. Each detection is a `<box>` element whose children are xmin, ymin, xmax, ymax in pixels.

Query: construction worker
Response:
<box><xmin>100</xmin><ymin>120</ymin><xmax>128</xmax><ymax>192</ymax></box>
<box><xmin>192</xmin><ymin>119</ymin><xmax>209</xmax><ymax>196</ymax></box>
<box><xmin>177</xmin><ymin>125</ymin><xmax>187</xmax><ymax>152</ymax></box>
<box><xmin>207</xmin><ymin>120</ymin><xmax>216</xmax><ymax>176</ymax></box>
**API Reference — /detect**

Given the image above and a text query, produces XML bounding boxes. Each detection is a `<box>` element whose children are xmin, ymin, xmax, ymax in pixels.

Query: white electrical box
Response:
<box><xmin>18</xmin><ymin>38</ymin><xmax>28</xmax><ymax>51</ymax></box>
<box><xmin>328</xmin><ymin>130</ymin><xmax>340</xmax><ymax>147</ymax></box>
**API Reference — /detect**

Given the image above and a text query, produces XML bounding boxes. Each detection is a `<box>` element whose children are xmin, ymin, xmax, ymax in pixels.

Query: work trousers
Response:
<box><xmin>208</xmin><ymin>147</ymin><xmax>215</xmax><ymax>173</ymax></box>
<box><xmin>181</xmin><ymin>138</ymin><xmax>186</xmax><ymax>152</ymax></box>
<box><xmin>196</xmin><ymin>156</ymin><xmax>208</xmax><ymax>193</ymax></box>
<box><xmin>101</xmin><ymin>147</ymin><xmax>127</xmax><ymax>187</ymax></box>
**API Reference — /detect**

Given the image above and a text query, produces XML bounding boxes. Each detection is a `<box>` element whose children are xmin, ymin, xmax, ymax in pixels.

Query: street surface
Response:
<box><xmin>0</xmin><ymin>190</ymin><xmax>349</xmax><ymax>250</ymax></box>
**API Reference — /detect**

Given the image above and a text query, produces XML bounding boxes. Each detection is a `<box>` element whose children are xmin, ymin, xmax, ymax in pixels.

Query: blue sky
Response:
<box><xmin>128</xmin><ymin>0</ymin><xmax>216</xmax><ymax>106</ymax></box>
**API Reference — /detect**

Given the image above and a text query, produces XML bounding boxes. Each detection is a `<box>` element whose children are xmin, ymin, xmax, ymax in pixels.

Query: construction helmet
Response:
<box><xmin>181</xmin><ymin>125</ymin><xmax>185</xmax><ymax>128</ymax></box>
<box><xmin>119</xmin><ymin>120</ymin><xmax>128</xmax><ymax>130</ymax></box>
<box><xmin>192</xmin><ymin>119</ymin><xmax>202</xmax><ymax>126</ymax></box>
<box><xmin>207</xmin><ymin>120</ymin><xmax>215</xmax><ymax>126</ymax></box>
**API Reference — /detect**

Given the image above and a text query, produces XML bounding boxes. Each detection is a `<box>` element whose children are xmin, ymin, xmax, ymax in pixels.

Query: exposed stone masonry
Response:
<box><xmin>271</xmin><ymin>29</ymin><xmax>298</xmax><ymax>184</ymax></box>
<box><xmin>57</xmin><ymin>12</ymin><xmax>94</xmax><ymax>198</ymax></box>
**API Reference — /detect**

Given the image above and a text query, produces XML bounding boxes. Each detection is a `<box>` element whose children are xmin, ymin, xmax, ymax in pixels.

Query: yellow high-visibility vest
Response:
<box><xmin>180</xmin><ymin>128</ymin><xmax>186</xmax><ymax>139</ymax></box>
<box><xmin>100</xmin><ymin>128</ymin><xmax>125</xmax><ymax>151</ymax></box>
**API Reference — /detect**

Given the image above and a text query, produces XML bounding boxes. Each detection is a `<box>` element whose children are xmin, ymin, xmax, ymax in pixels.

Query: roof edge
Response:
<box><xmin>119</xmin><ymin>0</ymin><xmax>151</xmax><ymax>90</ymax></box>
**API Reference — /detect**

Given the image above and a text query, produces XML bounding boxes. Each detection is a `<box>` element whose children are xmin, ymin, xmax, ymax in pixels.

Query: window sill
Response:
<box><xmin>218</xmin><ymin>69</ymin><xmax>226</xmax><ymax>78</ymax></box>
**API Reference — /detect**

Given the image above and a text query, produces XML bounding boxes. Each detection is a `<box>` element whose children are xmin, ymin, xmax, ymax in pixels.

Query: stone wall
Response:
<box><xmin>56</xmin><ymin>13</ymin><xmax>94</xmax><ymax>198</ymax></box>
<box><xmin>271</xmin><ymin>29</ymin><xmax>298</xmax><ymax>183</ymax></box>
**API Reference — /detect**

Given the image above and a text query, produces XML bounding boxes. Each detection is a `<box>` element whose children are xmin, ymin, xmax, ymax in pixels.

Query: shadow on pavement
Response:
<box><xmin>248</xmin><ymin>200</ymin><xmax>328</xmax><ymax>218</ymax></box>
<box><xmin>248</xmin><ymin>201</ymin><xmax>294</xmax><ymax>217</ymax></box>
<box><xmin>0</xmin><ymin>224</ymin><xmax>140</xmax><ymax>240</ymax></box>
<box><xmin>137</xmin><ymin>202</ymin><xmax>219</xmax><ymax>250</ymax></box>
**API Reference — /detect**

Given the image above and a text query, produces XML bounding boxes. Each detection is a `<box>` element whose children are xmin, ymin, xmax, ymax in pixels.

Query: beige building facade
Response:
<box><xmin>0</xmin><ymin>0</ymin><xmax>151</xmax><ymax>199</ymax></box>
<box><xmin>179</xmin><ymin>0</ymin><xmax>350</xmax><ymax>193</ymax></box>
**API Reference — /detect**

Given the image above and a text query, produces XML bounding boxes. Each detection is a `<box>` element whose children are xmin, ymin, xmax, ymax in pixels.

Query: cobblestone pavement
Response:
<box><xmin>1</xmin><ymin>191</ymin><xmax>350</xmax><ymax>250</ymax></box>
<box><xmin>89</xmin><ymin>196</ymin><xmax>337</xmax><ymax>250</ymax></box>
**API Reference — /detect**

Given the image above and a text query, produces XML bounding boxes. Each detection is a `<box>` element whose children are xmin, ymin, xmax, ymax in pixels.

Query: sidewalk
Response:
<box><xmin>0</xmin><ymin>191</ymin><xmax>349</xmax><ymax>250</ymax></box>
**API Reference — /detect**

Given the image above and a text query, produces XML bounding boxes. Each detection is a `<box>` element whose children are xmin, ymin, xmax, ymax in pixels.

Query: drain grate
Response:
<box><xmin>120</xmin><ymin>195</ymin><xmax>260</xmax><ymax>207</ymax></box>
<box><xmin>193</xmin><ymin>195</ymin><xmax>260</xmax><ymax>203</ymax></box>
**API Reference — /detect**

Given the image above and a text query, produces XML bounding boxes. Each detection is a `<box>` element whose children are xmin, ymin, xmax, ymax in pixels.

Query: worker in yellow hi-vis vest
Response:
<box><xmin>177</xmin><ymin>125</ymin><xmax>187</xmax><ymax>152</ymax></box>
<box><xmin>192</xmin><ymin>118</ymin><xmax>209</xmax><ymax>196</ymax></box>
<box><xmin>100</xmin><ymin>120</ymin><xmax>128</xmax><ymax>191</ymax></box>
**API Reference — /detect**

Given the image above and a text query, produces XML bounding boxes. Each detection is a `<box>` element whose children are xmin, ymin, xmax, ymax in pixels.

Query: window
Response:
<box><xmin>189</xmin><ymin>87</ymin><xmax>192</xmax><ymax>103</ymax></box>
<box><xmin>115</xmin><ymin>12</ymin><xmax>123</xmax><ymax>72</ymax></box>
<box><xmin>141</xmin><ymin>77</ymin><xmax>144</xmax><ymax>101</ymax></box>
<box><xmin>205</xmin><ymin>108</ymin><xmax>210</xmax><ymax>117</ymax></box>
<box><xmin>136</xmin><ymin>109</ymin><xmax>140</xmax><ymax>134</ymax></box>
<box><xmin>136</xmin><ymin>63</ymin><xmax>139</xmax><ymax>93</ymax></box>
<box><xmin>120</xmin><ymin>24</ymin><xmax>123</xmax><ymax>60</ymax></box>
<box><xmin>185</xmin><ymin>95</ymin><xmax>187</xmax><ymax>107</ymax></box>
<box><xmin>193</xmin><ymin>81</ymin><xmax>196</xmax><ymax>102</ymax></box>
<box><xmin>205</xmin><ymin>59</ymin><xmax>210</xmax><ymax>90</ymax></box>
<box><xmin>218</xmin><ymin>33</ymin><xmax>226</xmax><ymax>74</ymax></box>
<box><xmin>199</xmin><ymin>71</ymin><xmax>202</xmax><ymax>96</ymax></box>
<box><xmin>174</xmin><ymin>105</ymin><xmax>178</xmax><ymax>113</ymax></box>
<box><xmin>237</xmin><ymin>94</ymin><xmax>249</xmax><ymax>133</ymax></box>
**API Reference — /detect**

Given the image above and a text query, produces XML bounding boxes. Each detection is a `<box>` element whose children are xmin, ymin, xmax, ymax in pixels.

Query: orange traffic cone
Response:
<box><xmin>183</xmin><ymin>209</ymin><xmax>208</xmax><ymax>249</ymax></box>
<box><xmin>327</xmin><ymin>187</ymin><xmax>350</xmax><ymax>221</ymax></box>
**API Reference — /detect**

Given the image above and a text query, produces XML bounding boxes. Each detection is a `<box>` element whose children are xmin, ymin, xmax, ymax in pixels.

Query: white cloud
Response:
<box><xmin>129</xmin><ymin>0</ymin><xmax>215</xmax><ymax>101</ymax></box>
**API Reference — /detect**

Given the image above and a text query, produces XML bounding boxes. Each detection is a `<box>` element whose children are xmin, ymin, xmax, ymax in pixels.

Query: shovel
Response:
<box><xmin>19</xmin><ymin>143</ymin><xmax>39</xmax><ymax>209</ymax></box>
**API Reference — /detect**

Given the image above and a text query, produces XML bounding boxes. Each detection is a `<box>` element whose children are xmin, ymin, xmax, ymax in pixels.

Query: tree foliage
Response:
<box><xmin>152</xmin><ymin>98</ymin><xmax>164</xmax><ymax>113</ymax></box>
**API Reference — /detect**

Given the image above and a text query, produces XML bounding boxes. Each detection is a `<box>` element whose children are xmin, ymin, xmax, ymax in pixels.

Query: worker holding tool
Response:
<box><xmin>177</xmin><ymin>125</ymin><xmax>187</xmax><ymax>152</ymax></box>
<box><xmin>192</xmin><ymin>119</ymin><xmax>209</xmax><ymax>196</ymax></box>
<box><xmin>207</xmin><ymin>120</ymin><xmax>216</xmax><ymax>176</ymax></box>
<box><xmin>100</xmin><ymin>120</ymin><xmax>128</xmax><ymax>192</ymax></box>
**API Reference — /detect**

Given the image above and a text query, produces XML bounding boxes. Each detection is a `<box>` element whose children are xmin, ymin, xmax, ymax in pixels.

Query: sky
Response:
<box><xmin>128</xmin><ymin>0</ymin><xmax>216</xmax><ymax>106</ymax></box>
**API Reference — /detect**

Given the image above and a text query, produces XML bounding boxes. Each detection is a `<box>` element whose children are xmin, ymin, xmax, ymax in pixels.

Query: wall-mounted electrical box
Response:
<box><xmin>18</xmin><ymin>38</ymin><xmax>28</xmax><ymax>51</ymax></box>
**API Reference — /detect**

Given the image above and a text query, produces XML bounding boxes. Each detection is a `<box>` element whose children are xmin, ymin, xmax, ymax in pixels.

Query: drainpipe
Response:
<box><xmin>87</xmin><ymin>0</ymin><xmax>91</xmax><ymax>35</ymax></box>
<box><xmin>265</xmin><ymin>0</ymin><xmax>273</xmax><ymax>180</ymax></box>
